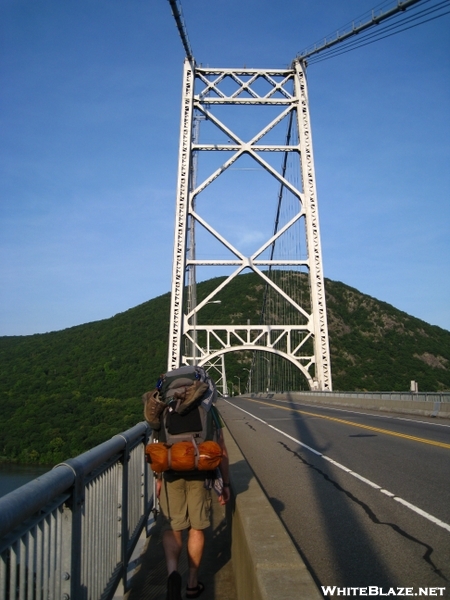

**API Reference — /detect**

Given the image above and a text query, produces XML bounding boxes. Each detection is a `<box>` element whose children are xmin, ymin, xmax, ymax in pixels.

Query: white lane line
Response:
<box><xmin>394</xmin><ymin>497</ymin><xmax>450</xmax><ymax>530</ymax></box>
<box><xmin>227</xmin><ymin>400</ymin><xmax>322</xmax><ymax>456</ymax></box>
<box><xmin>225</xmin><ymin>400</ymin><xmax>450</xmax><ymax>534</ymax></box>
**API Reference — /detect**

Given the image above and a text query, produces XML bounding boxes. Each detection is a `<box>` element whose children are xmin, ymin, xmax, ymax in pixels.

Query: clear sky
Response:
<box><xmin>1</xmin><ymin>0</ymin><xmax>449</xmax><ymax>336</ymax></box>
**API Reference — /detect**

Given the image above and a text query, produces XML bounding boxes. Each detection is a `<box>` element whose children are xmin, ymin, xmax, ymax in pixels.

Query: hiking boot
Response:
<box><xmin>142</xmin><ymin>389</ymin><xmax>166</xmax><ymax>429</ymax></box>
<box><xmin>176</xmin><ymin>381</ymin><xmax>209</xmax><ymax>415</ymax></box>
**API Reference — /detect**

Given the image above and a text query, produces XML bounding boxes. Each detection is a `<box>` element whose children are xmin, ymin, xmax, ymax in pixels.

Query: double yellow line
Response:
<box><xmin>244</xmin><ymin>397</ymin><xmax>450</xmax><ymax>450</ymax></box>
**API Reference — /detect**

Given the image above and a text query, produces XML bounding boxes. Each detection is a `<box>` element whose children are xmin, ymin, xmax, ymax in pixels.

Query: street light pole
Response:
<box><xmin>262</xmin><ymin>356</ymin><xmax>271</xmax><ymax>392</ymax></box>
<box><xmin>243</xmin><ymin>368</ymin><xmax>252</xmax><ymax>393</ymax></box>
<box><xmin>234</xmin><ymin>375</ymin><xmax>241</xmax><ymax>396</ymax></box>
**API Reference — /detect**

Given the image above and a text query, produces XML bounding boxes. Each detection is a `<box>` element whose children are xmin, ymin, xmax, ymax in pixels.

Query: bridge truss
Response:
<box><xmin>168</xmin><ymin>59</ymin><xmax>332</xmax><ymax>391</ymax></box>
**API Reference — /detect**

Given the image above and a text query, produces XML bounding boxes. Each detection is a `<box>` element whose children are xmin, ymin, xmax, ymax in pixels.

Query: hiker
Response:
<box><xmin>143</xmin><ymin>366</ymin><xmax>231</xmax><ymax>600</ymax></box>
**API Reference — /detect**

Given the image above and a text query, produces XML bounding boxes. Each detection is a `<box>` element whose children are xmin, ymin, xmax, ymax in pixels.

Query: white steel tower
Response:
<box><xmin>168</xmin><ymin>59</ymin><xmax>332</xmax><ymax>391</ymax></box>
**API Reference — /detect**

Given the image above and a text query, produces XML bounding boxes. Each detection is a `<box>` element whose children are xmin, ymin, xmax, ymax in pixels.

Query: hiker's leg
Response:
<box><xmin>162</xmin><ymin>529</ymin><xmax>183</xmax><ymax>574</ymax></box>
<box><xmin>187</xmin><ymin>528</ymin><xmax>205</xmax><ymax>588</ymax></box>
<box><xmin>185</xmin><ymin>480</ymin><xmax>210</xmax><ymax>590</ymax></box>
<box><xmin>159</xmin><ymin>477</ymin><xmax>189</xmax><ymax>576</ymax></box>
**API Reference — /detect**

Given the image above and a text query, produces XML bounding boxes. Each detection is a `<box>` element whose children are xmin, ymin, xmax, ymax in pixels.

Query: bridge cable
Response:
<box><xmin>307</xmin><ymin>0</ymin><xmax>450</xmax><ymax>64</ymax></box>
<box><xmin>167</xmin><ymin>0</ymin><xmax>194</xmax><ymax>62</ymax></box>
<box><xmin>297</xmin><ymin>0</ymin><xmax>448</xmax><ymax>63</ymax></box>
<box><xmin>314</xmin><ymin>0</ymin><xmax>450</xmax><ymax>51</ymax></box>
<box><xmin>297</xmin><ymin>0</ymin><xmax>424</xmax><ymax>59</ymax></box>
<box><xmin>302</xmin><ymin>0</ymin><xmax>421</xmax><ymax>55</ymax></box>
<box><xmin>249</xmin><ymin>112</ymin><xmax>308</xmax><ymax>393</ymax></box>
<box><xmin>248</xmin><ymin>112</ymin><xmax>295</xmax><ymax>393</ymax></box>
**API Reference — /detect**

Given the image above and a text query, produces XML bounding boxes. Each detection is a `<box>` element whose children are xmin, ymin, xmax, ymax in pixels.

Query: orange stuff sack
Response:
<box><xmin>145</xmin><ymin>442</ymin><xmax>170</xmax><ymax>472</ymax></box>
<box><xmin>197</xmin><ymin>441</ymin><xmax>223</xmax><ymax>470</ymax></box>
<box><xmin>146</xmin><ymin>441</ymin><xmax>222</xmax><ymax>473</ymax></box>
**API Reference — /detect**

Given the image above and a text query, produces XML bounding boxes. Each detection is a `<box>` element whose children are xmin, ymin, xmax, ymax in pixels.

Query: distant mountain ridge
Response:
<box><xmin>0</xmin><ymin>274</ymin><xmax>449</xmax><ymax>465</ymax></box>
<box><xmin>324</xmin><ymin>280</ymin><xmax>449</xmax><ymax>392</ymax></box>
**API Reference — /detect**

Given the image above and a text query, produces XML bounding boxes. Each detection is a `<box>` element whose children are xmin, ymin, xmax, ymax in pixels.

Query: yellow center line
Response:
<box><xmin>243</xmin><ymin>397</ymin><xmax>450</xmax><ymax>450</ymax></box>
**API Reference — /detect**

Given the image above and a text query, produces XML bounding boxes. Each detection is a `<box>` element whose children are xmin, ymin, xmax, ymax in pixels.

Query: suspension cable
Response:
<box><xmin>167</xmin><ymin>0</ymin><xmax>194</xmax><ymax>62</ymax></box>
<box><xmin>307</xmin><ymin>0</ymin><xmax>450</xmax><ymax>64</ymax></box>
<box><xmin>297</xmin><ymin>0</ymin><xmax>445</xmax><ymax>62</ymax></box>
<box><xmin>309</xmin><ymin>1</ymin><xmax>450</xmax><ymax>64</ymax></box>
<box><xmin>321</xmin><ymin>0</ymin><xmax>449</xmax><ymax>51</ymax></box>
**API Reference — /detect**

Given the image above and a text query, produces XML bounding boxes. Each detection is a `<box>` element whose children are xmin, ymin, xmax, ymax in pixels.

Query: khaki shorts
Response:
<box><xmin>159</xmin><ymin>476</ymin><xmax>212</xmax><ymax>531</ymax></box>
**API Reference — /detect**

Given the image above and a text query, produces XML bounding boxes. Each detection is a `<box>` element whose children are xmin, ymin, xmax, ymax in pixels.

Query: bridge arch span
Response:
<box><xmin>196</xmin><ymin>345</ymin><xmax>314</xmax><ymax>391</ymax></box>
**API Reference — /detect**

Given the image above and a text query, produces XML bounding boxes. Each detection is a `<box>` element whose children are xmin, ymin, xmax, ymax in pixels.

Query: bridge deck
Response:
<box><xmin>126</xmin><ymin>493</ymin><xmax>236</xmax><ymax>600</ymax></box>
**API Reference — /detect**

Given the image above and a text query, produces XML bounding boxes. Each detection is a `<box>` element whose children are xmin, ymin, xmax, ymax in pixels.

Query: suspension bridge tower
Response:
<box><xmin>167</xmin><ymin>57</ymin><xmax>332</xmax><ymax>392</ymax></box>
<box><xmin>164</xmin><ymin>0</ymin><xmax>444</xmax><ymax>394</ymax></box>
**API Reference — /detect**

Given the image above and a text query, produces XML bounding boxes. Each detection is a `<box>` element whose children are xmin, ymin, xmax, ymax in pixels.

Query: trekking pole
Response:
<box><xmin>152</xmin><ymin>475</ymin><xmax>159</xmax><ymax>519</ymax></box>
<box><xmin>150</xmin><ymin>431</ymin><xmax>160</xmax><ymax>519</ymax></box>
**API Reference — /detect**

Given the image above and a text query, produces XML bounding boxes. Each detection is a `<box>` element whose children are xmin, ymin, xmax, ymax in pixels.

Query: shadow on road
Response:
<box><xmin>225</xmin><ymin>393</ymin><xmax>399</xmax><ymax>588</ymax></box>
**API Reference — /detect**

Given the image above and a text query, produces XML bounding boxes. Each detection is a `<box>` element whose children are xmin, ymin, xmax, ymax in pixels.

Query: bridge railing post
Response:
<box><xmin>57</xmin><ymin>457</ymin><xmax>85</xmax><ymax>599</ymax></box>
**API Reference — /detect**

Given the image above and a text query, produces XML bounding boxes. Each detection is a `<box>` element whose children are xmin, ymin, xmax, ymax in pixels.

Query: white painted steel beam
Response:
<box><xmin>294</xmin><ymin>60</ymin><xmax>332</xmax><ymax>390</ymax></box>
<box><xmin>168</xmin><ymin>59</ymin><xmax>195</xmax><ymax>371</ymax></box>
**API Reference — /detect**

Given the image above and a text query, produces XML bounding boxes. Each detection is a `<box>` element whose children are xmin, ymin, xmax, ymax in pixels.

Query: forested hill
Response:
<box><xmin>1</xmin><ymin>274</ymin><xmax>449</xmax><ymax>465</ymax></box>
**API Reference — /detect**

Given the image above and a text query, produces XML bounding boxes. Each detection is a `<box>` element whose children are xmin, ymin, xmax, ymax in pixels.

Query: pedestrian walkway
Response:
<box><xmin>125</xmin><ymin>493</ymin><xmax>237</xmax><ymax>600</ymax></box>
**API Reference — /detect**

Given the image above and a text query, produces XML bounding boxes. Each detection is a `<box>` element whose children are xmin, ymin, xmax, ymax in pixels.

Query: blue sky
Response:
<box><xmin>1</xmin><ymin>0</ymin><xmax>449</xmax><ymax>336</ymax></box>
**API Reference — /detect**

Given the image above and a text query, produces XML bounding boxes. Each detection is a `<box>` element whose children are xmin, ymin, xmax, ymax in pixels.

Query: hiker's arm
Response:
<box><xmin>156</xmin><ymin>474</ymin><xmax>162</xmax><ymax>498</ymax></box>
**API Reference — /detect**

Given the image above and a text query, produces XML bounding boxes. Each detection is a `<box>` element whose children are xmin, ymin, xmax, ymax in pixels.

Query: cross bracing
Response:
<box><xmin>168</xmin><ymin>59</ymin><xmax>332</xmax><ymax>391</ymax></box>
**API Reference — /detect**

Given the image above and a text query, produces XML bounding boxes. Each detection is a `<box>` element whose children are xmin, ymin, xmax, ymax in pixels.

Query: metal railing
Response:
<box><xmin>0</xmin><ymin>422</ymin><xmax>153</xmax><ymax>600</ymax></box>
<box><xmin>252</xmin><ymin>390</ymin><xmax>450</xmax><ymax>403</ymax></box>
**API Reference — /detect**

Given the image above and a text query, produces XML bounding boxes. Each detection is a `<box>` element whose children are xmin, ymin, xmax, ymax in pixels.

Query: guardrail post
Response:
<box><xmin>61</xmin><ymin>504</ymin><xmax>73</xmax><ymax>600</ymax></box>
<box><xmin>120</xmin><ymin>438</ymin><xmax>130</xmax><ymax>592</ymax></box>
<box><xmin>56</xmin><ymin>459</ymin><xmax>85</xmax><ymax>600</ymax></box>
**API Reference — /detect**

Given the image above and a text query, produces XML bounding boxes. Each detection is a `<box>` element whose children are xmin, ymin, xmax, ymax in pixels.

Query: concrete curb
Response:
<box><xmin>224</xmin><ymin>427</ymin><xmax>322</xmax><ymax>600</ymax></box>
<box><xmin>249</xmin><ymin>393</ymin><xmax>450</xmax><ymax>419</ymax></box>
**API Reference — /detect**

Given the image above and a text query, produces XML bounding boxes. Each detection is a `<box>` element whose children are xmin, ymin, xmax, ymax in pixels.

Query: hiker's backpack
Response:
<box><xmin>143</xmin><ymin>366</ymin><xmax>222</xmax><ymax>472</ymax></box>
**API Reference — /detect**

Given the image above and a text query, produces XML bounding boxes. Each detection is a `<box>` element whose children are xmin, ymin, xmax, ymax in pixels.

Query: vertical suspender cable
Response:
<box><xmin>259</xmin><ymin>110</ymin><xmax>294</xmax><ymax>324</ymax></box>
<box><xmin>249</xmin><ymin>111</ymin><xmax>295</xmax><ymax>393</ymax></box>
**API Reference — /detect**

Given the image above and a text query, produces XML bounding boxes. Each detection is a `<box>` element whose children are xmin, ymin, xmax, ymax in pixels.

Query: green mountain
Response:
<box><xmin>0</xmin><ymin>273</ymin><xmax>449</xmax><ymax>465</ymax></box>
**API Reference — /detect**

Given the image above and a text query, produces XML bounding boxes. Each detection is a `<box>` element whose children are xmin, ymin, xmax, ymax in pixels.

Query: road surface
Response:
<box><xmin>218</xmin><ymin>396</ymin><xmax>450</xmax><ymax>596</ymax></box>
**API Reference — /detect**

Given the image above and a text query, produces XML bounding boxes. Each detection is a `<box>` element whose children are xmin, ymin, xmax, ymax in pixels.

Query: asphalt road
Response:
<box><xmin>218</xmin><ymin>396</ymin><xmax>450</xmax><ymax>596</ymax></box>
